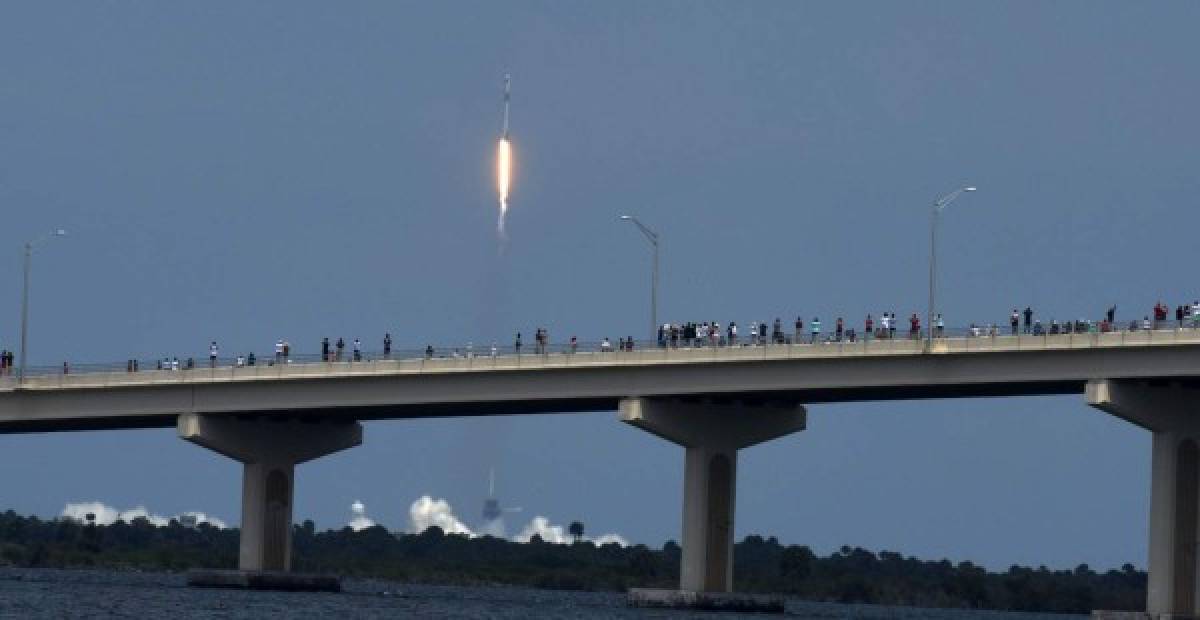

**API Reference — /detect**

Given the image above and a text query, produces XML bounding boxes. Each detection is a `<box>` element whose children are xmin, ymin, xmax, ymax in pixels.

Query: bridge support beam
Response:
<box><xmin>177</xmin><ymin>413</ymin><xmax>362</xmax><ymax>572</ymax></box>
<box><xmin>1088</xmin><ymin>380</ymin><xmax>1200</xmax><ymax>618</ymax></box>
<box><xmin>620</xmin><ymin>398</ymin><xmax>805</xmax><ymax>596</ymax></box>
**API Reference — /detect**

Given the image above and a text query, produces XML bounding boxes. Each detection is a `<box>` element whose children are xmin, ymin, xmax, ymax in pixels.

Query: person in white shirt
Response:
<box><xmin>209</xmin><ymin>342</ymin><xmax>218</xmax><ymax>368</ymax></box>
<box><xmin>601</xmin><ymin>338</ymin><xmax>612</xmax><ymax>352</ymax></box>
<box><xmin>275</xmin><ymin>340</ymin><xmax>284</xmax><ymax>362</ymax></box>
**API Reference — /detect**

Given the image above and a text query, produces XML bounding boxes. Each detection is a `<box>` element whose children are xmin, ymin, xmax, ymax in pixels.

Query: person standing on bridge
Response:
<box><xmin>936</xmin><ymin>313</ymin><xmax>945</xmax><ymax>337</ymax></box>
<box><xmin>514</xmin><ymin>332</ymin><xmax>522</xmax><ymax>354</ymax></box>
<box><xmin>793</xmin><ymin>317</ymin><xmax>802</xmax><ymax>344</ymax></box>
<box><xmin>810</xmin><ymin>317</ymin><xmax>821</xmax><ymax>344</ymax></box>
<box><xmin>864</xmin><ymin>314</ymin><xmax>873</xmax><ymax>341</ymax></box>
<box><xmin>1010</xmin><ymin>310</ymin><xmax>1019</xmax><ymax>335</ymax></box>
<box><xmin>836</xmin><ymin>317</ymin><xmax>844</xmax><ymax>342</ymax></box>
<box><xmin>322</xmin><ymin>337</ymin><xmax>330</xmax><ymax>361</ymax></box>
<box><xmin>209</xmin><ymin>342</ymin><xmax>218</xmax><ymax>368</ymax></box>
<box><xmin>384</xmin><ymin>333</ymin><xmax>392</xmax><ymax>358</ymax></box>
<box><xmin>353</xmin><ymin>338</ymin><xmax>362</xmax><ymax>362</ymax></box>
<box><xmin>1023</xmin><ymin>307</ymin><xmax>1033</xmax><ymax>334</ymax></box>
<box><xmin>336</xmin><ymin>337</ymin><xmax>345</xmax><ymax>361</ymax></box>
<box><xmin>275</xmin><ymin>339</ymin><xmax>284</xmax><ymax>363</ymax></box>
<box><xmin>1106</xmin><ymin>305</ymin><xmax>1117</xmax><ymax>325</ymax></box>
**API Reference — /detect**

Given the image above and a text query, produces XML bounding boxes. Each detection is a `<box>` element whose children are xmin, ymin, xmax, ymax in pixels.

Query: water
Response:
<box><xmin>0</xmin><ymin>568</ymin><xmax>1083</xmax><ymax>619</ymax></box>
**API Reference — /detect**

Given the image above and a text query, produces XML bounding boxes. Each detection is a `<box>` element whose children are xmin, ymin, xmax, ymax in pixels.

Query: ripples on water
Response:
<box><xmin>0</xmin><ymin>568</ymin><xmax>1082</xmax><ymax>619</ymax></box>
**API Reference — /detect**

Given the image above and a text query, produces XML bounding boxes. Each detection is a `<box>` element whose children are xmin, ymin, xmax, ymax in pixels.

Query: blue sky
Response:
<box><xmin>2</xmin><ymin>1</ymin><xmax>1198</xmax><ymax>570</ymax></box>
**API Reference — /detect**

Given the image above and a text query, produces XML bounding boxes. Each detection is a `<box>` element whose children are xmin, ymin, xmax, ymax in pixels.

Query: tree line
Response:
<box><xmin>0</xmin><ymin>510</ymin><xmax>1144</xmax><ymax>614</ymax></box>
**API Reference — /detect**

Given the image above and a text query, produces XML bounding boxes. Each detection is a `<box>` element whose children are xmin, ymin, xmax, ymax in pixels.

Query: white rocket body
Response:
<box><xmin>501</xmin><ymin>74</ymin><xmax>511</xmax><ymax>138</ymax></box>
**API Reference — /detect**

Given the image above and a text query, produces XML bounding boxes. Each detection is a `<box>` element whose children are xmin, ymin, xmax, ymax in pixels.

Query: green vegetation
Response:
<box><xmin>0</xmin><ymin>510</ymin><xmax>1143</xmax><ymax>614</ymax></box>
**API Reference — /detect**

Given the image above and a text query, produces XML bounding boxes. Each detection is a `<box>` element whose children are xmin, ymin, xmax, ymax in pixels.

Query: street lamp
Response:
<box><xmin>19</xmin><ymin>229</ymin><xmax>67</xmax><ymax>384</ymax></box>
<box><xmin>619</xmin><ymin>215</ymin><xmax>659</xmax><ymax>342</ymax></box>
<box><xmin>927</xmin><ymin>187</ymin><xmax>975</xmax><ymax>351</ymax></box>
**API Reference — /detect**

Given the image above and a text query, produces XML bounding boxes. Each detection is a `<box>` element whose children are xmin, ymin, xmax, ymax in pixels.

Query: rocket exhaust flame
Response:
<box><xmin>497</xmin><ymin>137</ymin><xmax>511</xmax><ymax>236</ymax></box>
<box><xmin>496</xmin><ymin>74</ymin><xmax>512</xmax><ymax>239</ymax></box>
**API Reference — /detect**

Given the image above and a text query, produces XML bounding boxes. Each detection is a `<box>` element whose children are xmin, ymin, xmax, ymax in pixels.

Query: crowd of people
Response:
<box><xmin>8</xmin><ymin>300</ymin><xmax>1200</xmax><ymax>377</ymax></box>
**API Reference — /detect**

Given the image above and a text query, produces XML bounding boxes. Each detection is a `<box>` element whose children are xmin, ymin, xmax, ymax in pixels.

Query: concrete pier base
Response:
<box><xmin>620</xmin><ymin>398</ymin><xmax>805</xmax><ymax>597</ymax></box>
<box><xmin>1089</xmin><ymin>381</ymin><xmax>1200</xmax><ymax>619</ymax></box>
<box><xmin>178</xmin><ymin>413</ymin><xmax>362</xmax><ymax>573</ymax></box>
<box><xmin>187</xmin><ymin>569</ymin><xmax>341</xmax><ymax>592</ymax></box>
<box><xmin>628</xmin><ymin>588</ymin><xmax>784</xmax><ymax>613</ymax></box>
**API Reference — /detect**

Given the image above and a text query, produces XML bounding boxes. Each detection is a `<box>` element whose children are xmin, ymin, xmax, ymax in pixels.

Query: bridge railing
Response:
<box><xmin>3</xmin><ymin>321</ymin><xmax>1200</xmax><ymax>389</ymax></box>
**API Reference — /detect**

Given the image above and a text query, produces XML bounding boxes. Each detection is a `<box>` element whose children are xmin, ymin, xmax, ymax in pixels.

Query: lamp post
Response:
<box><xmin>619</xmin><ymin>215</ymin><xmax>659</xmax><ymax>342</ymax></box>
<box><xmin>927</xmin><ymin>187</ymin><xmax>975</xmax><ymax>351</ymax></box>
<box><xmin>19</xmin><ymin>229</ymin><xmax>67</xmax><ymax>384</ymax></box>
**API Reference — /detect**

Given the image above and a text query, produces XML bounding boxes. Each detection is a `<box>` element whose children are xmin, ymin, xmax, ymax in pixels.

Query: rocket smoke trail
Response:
<box><xmin>496</xmin><ymin>74</ymin><xmax>512</xmax><ymax>241</ymax></box>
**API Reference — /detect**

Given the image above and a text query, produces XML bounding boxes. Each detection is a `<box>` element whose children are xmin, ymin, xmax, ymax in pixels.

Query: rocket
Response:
<box><xmin>496</xmin><ymin>73</ymin><xmax>513</xmax><ymax>240</ymax></box>
<box><xmin>501</xmin><ymin>73</ymin><xmax>511</xmax><ymax>138</ymax></box>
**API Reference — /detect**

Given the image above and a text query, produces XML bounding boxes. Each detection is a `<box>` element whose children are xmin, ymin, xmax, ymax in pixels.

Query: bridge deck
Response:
<box><xmin>3</xmin><ymin>329</ymin><xmax>1200</xmax><ymax>433</ymax></box>
<box><xmin>1</xmin><ymin>329</ymin><xmax>1197</xmax><ymax>392</ymax></box>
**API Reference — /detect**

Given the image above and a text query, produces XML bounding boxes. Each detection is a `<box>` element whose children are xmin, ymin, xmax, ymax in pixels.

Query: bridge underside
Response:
<box><xmin>0</xmin><ymin>380</ymin><xmax>1101</xmax><ymax>433</ymax></box>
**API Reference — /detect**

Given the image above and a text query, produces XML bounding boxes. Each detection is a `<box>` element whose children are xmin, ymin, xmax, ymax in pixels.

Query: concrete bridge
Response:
<box><xmin>3</xmin><ymin>329</ymin><xmax>1200</xmax><ymax>616</ymax></box>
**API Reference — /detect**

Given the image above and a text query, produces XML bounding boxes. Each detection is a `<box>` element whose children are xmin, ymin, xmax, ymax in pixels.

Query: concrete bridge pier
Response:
<box><xmin>1088</xmin><ymin>380</ymin><xmax>1200</xmax><ymax>619</ymax></box>
<box><xmin>177</xmin><ymin>413</ymin><xmax>361</xmax><ymax>577</ymax></box>
<box><xmin>620</xmin><ymin>397</ymin><xmax>805</xmax><ymax>611</ymax></box>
